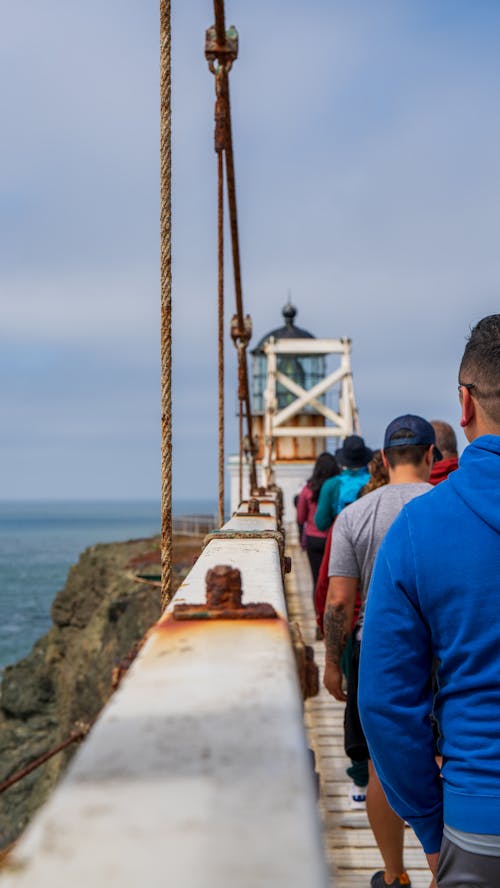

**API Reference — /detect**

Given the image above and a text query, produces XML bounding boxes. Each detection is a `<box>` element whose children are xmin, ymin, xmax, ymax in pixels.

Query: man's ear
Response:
<box><xmin>425</xmin><ymin>446</ymin><xmax>434</xmax><ymax>467</ymax></box>
<box><xmin>381</xmin><ymin>449</ymin><xmax>389</xmax><ymax>469</ymax></box>
<box><xmin>460</xmin><ymin>386</ymin><xmax>475</xmax><ymax>429</ymax></box>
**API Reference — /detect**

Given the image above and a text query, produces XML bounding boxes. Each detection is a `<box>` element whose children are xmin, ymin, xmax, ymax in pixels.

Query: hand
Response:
<box><xmin>323</xmin><ymin>661</ymin><xmax>347</xmax><ymax>702</ymax></box>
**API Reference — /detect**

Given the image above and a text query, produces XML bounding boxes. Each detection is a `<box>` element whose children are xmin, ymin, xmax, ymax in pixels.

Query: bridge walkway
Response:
<box><xmin>286</xmin><ymin>544</ymin><xmax>432</xmax><ymax>888</ymax></box>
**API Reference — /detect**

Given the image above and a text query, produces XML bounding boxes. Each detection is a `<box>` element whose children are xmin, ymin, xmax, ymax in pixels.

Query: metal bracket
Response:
<box><xmin>205</xmin><ymin>25</ymin><xmax>239</xmax><ymax>74</ymax></box>
<box><xmin>173</xmin><ymin>565</ymin><xmax>278</xmax><ymax>622</ymax></box>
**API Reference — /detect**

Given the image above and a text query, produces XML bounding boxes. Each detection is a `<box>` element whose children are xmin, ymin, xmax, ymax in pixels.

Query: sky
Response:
<box><xmin>1</xmin><ymin>1</ymin><xmax>500</xmax><ymax>501</ymax></box>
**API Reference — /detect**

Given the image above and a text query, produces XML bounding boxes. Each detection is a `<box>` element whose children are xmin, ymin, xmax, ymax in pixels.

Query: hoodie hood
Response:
<box><xmin>448</xmin><ymin>435</ymin><xmax>500</xmax><ymax>534</ymax></box>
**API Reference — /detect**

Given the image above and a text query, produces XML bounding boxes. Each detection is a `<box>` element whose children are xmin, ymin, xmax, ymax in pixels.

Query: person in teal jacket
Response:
<box><xmin>314</xmin><ymin>434</ymin><xmax>373</xmax><ymax>531</ymax></box>
<box><xmin>359</xmin><ymin>315</ymin><xmax>500</xmax><ymax>888</ymax></box>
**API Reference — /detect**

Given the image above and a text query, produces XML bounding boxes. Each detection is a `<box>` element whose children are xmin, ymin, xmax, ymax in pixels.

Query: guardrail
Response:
<box><xmin>1</xmin><ymin>493</ymin><xmax>329</xmax><ymax>887</ymax></box>
<box><xmin>172</xmin><ymin>514</ymin><xmax>218</xmax><ymax>536</ymax></box>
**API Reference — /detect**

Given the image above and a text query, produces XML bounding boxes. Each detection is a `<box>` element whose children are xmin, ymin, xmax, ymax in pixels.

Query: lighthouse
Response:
<box><xmin>227</xmin><ymin>303</ymin><xmax>360</xmax><ymax>537</ymax></box>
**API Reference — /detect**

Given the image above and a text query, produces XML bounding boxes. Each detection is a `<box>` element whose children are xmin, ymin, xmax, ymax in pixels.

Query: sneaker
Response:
<box><xmin>348</xmin><ymin>781</ymin><xmax>367</xmax><ymax>809</ymax></box>
<box><xmin>370</xmin><ymin>871</ymin><xmax>411</xmax><ymax>887</ymax></box>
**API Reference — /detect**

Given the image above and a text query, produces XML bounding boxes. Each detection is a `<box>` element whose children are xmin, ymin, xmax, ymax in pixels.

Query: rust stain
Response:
<box><xmin>154</xmin><ymin>613</ymin><xmax>288</xmax><ymax>636</ymax></box>
<box><xmin>143</xmin><ymin>615</ymin><xmax>291</xmax><ymax>665</ymax></box>
<box><xmin>233</xmin><ymin>511</ymin><xmax>272</xmax><ymax>519</ymax></box>
<box><xmin>172</xmin><ymin>602</ymin><xmax>278</xmax><ymax>621</ymax></box>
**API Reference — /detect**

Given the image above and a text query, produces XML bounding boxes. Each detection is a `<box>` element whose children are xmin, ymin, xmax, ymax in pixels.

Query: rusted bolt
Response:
<box><xmin>284</xmin><ymin>556</ymin><xmax>292</xmax><ymax>574</ymax></box>
<box><xmin>247</xmin><ymin>498</ymin><xmax>260</xmax><ymax>515</ymax></box>
<box><xmin>205</xmin><ymin>565</ymin><xmax>242</xmax><ymax>608</ymax></box>
<box><xmin>250</xmin><ymin>486</ymin><xmax>267</xmax><ymax>499</ymax></box>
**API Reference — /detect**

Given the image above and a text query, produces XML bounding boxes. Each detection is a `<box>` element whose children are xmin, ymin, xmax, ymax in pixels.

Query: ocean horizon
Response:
<box><xmin>0</xmin><ymin>498</ymin><xmax>219</xmax><ymax>675</ymax></box>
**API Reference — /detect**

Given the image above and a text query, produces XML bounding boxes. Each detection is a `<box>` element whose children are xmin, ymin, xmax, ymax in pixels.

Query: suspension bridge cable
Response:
<box><xmin>207</xmin><ymin>3</ymin><xmax>258</xmax><ymax>496</ymax></box>
<box><xmin>217</xmin><ymin>148</ymin><xmax>225</xmax><ymax>527</ymax></box>
<box><xmin>160</xmin><ymin>0</ymin><xmax>172</xmax><ymax>610</ymax></box>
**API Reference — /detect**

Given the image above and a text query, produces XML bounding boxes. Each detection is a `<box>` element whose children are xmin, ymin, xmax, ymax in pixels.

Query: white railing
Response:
<box><xmin>172</xmin><ymin>513</ymin><xmax>218</xmax><ymax>535</ymax></box>
<box><xmin>1</xmin><ymin>494</ymin><xmax>329</xmax><ymax>888</ymax></box>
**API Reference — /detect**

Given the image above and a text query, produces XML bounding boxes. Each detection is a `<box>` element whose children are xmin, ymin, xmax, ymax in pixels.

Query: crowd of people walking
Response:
<box><xmin>295</xmin><ymin>314</ymin><xmax>500</xmax><ymax>888</ymax></box>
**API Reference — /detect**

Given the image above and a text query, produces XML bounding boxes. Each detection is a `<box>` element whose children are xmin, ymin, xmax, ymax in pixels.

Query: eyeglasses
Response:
<box><xmin>458</xmin><ymin>382</ymin><xmax>500</xmax><ymax>400</ymax></box>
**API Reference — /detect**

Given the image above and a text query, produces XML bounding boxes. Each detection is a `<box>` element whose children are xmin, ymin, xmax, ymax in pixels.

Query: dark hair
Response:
<box><xmin>430</xmin><ymin>420</ymin><xmax>457</xmax><ymax>458</ymax></box>
<box><xmin>309</xmin><ymin>452</ymin><xmax>340</xmax><ymax>502</ymax></box>
<box><xmin>358</xmin><ymin>450</ymin><xmax>389</xmax><ymax>497</ymax></box>
<box><xmin>383</xmin><ymin>428</ymin><xmax>429</xmax><ymax>469</ymax></box>
<box><xmin>459</xmin><ymin>315</ymin><xmax>500</xmax><ymax>424</ymax></box>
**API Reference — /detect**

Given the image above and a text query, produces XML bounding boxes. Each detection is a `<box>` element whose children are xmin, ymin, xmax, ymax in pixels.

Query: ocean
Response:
<box><xmin>0</xmin><ymin>499</ymin><xmax>217</xmax><ymax>675</ymax></box>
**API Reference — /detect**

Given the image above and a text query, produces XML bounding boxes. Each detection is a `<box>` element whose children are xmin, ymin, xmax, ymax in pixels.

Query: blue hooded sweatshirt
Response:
<box><xmin>358</xmin><ymin>435</ymin><xmax>500</xmax><ymax>854</ymax></box>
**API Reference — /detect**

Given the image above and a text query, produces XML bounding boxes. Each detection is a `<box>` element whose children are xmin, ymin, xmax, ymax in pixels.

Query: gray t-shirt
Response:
<box><xmin>328</xmin><ymin>482</ymin><xmax>432</xmax><ymax>628</ymax></box>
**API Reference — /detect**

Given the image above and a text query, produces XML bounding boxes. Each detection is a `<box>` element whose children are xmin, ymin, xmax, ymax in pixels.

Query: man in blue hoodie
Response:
<box><xmin>359</xmin><ymin>314</ymin><xmax>500</xmax><ymax>888</ymax></box>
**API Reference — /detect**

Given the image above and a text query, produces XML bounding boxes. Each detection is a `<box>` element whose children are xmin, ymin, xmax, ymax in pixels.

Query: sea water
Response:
<box><xmin>0</xmin><ymin>499</ymin><xmax>216</xmax><ymax>675</ymax></box>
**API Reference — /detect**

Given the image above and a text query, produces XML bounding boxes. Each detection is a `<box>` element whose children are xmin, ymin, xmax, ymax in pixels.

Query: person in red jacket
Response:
<box><xmin>296</xmin><ymin>452</ymin><xmax>339</xmax><ymax>598</ymax></box>
<box><xmin>429</xmin><ymin>420</ymin><xmax>459</xmax><ymax>485</ymax></box>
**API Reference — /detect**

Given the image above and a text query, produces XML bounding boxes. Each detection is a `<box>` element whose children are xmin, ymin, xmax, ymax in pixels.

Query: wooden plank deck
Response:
<box><xmin>286</xmin><ymin>545</ymin><xmax>432</xmax><ymax>888</ymax></box>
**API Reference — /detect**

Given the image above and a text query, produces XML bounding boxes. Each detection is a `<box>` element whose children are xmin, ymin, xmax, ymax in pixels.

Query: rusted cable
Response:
<box><xmin>238</xmin><ymin>399</ymin><xmax>243</xmax><ymax>503</ymax></box>
<box><xmin>0</xmin><ymin>724</ymin><xmax>91</xmax><ymax>796</ymax></box>
<box><xmin>224</xmin><ymin>83</ymin><xmax>257</xmax><ymax>491</ymax></box>
<box><xmin>206</xmin><ymin>8</ymin><xmax>258</xmax><ymax>496</ymax></box>
<box><xmin>111</xmin><ymin>634</ymin><xmax>149</xmax><ymax>690</ymax></box>
<box><xmin>160</xmin><ymin>0</ymin><xmax>173</xmax><ymax>610</ymax></box>
<box><xmin>213</xmin><ymin>0</ymin><xmax>226</xmax><ymax>48</ymax></box>
<box><xmin>217</xmin><ymin>146</ymin><xmax>225</xmax><ymax>527</ymax></box>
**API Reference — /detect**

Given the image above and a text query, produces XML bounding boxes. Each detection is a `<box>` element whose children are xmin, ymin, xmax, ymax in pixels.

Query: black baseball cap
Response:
<box><xmin>384</xmin><ymin>414</ymin><xmax>443</xmax><ymax>461</ymax></box>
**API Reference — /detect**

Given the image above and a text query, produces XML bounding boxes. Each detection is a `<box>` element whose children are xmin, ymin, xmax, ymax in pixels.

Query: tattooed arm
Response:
<box><xmin>323</xmin><ymin>576</ymin><xmax>358</xmax><ymax>702</ymax></box>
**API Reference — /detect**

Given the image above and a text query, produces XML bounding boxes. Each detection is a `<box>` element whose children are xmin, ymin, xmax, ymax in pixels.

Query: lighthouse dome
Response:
<box><xmin>251</xmin><ymin>303</ymin><xmax>325</xmax><ymax>414</ymax></box>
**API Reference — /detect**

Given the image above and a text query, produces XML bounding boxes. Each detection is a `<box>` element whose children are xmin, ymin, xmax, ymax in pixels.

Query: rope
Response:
<box><xmin>160</xmin><ymin>0</ymin><xmax>173</xmax><ymax>610</ymax></box>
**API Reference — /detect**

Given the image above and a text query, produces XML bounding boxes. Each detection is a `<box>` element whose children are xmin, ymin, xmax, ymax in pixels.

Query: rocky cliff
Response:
<box><xmin>0</xmin><ymin>533</ymin><xmax>198</xmax><ymax>850</ymax></box>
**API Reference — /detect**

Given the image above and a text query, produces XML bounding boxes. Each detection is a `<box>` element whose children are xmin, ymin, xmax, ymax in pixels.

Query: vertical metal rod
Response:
<box><xmin>217</xmin><ymin>150</ymin><xmax>225</xmax><ymax>527</ymax></box>
<box><xmin>213</xmin><ymin>0</ymin><xmax>226</xmax><ymax>47</ymax></box>
<box><xmin>160</xmin><ymin>0</ymin><xmax>172</xmax><ymax>610</ymax></box>
<box><xmin>238</xmin><ymin>400</ymin><xmax>243</xmax><ymax>503</ymax></box>
<box><xmin>222</xmin><ymin>75</ymin><xmax>257</xmax><ymax>490</ymax></box>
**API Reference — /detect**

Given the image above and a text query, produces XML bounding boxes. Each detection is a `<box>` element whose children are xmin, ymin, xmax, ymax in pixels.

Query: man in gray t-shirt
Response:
<box><xmin>323</xmin><ymin>415</ymin><xmax>439</xmax><ymax>888</ymax></box>
<box><xmin>329</xmin><ymin>483</ymin><xmax>431</xmax><ymax>635</ymax></box>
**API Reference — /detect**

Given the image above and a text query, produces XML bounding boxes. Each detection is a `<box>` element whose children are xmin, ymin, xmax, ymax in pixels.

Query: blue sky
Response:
<box><xmin>2</xmin><ymin>1</ymin><xmax>500</xmax><ymax>500</ymax></box>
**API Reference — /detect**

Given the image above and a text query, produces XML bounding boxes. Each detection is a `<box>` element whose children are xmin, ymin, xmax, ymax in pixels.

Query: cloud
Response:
<box><xmin>2</xmin><ymin>1</ymin><xmax>500</xmax><ymax>499</ymax></box>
